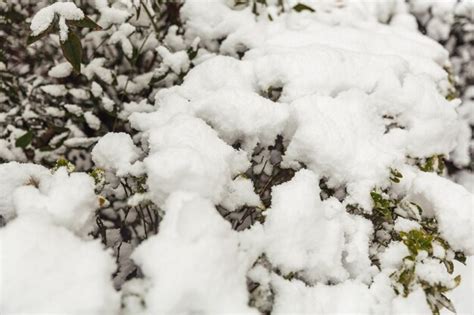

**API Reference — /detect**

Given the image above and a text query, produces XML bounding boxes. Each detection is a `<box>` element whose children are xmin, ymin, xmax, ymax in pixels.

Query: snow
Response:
<box><xmin>40</xmin><ymin>84</ymin><xmax>67</xmax><ymax>97</ymax></box>
<box><xmin>221</xmin><ymin>176</ymin><xmax>262</xmax><ymax>211</ymax></box>
<box><xmin>95</xmin><ymin>0</ymin><xmax>131</xmax><ymax>27</ymax></box>
<box><xmin>271</xmin><ymin>275</ymin><xmax>376</xmax><ymax>314</ymax></box>
<box><xmin>131</xmin><ymin>192</ymin><xmax>256</xmax><ymax>314</ymax></box>
<box><xmin>119</xmin><ymin>99</ymin><xmax>154</xmax><ymax>120</ymax></box>
<box><xmin>416</xmin><ymin>258</ymin><xmax>457</xmax><ymax>287</ymax></box>
<box><xmin>394</xmin><ymin>217</ymin><xmax>421</xmax><ymax>233</ymax></box>
<box><xmin>109</xmin><ymin>23</ymin><xmax>136</xmax><ymax>58</ymax></box>
<box><xmin>0</xmin><ymin>162</ymin><xmax>49</xmax><ymax>221</ymax></box>
<box><xmin>142</xmin><ymin>114</ymin><xmax>249</xmax><ymax>206</ymax></box>
<box><xmin>456</xmin><ymin>170</ymin><xmax>474</xmax><ymax>193</ymax></box>
<box><xmin>30</xmin><ymin>2</ymin><xmax>84</xmax><ymax>41</ymax></box>
<box><xmin>264</xmin><ymin>170</ymin><xmax>349</xmax><ymax>283</ymax></box>
<box><xmin>84</xmin><ymin>111</ymin><xmax>101</xmax><ymax>130</ymax></box>
<box><xmin>283</xmin><ymin>91</ymin><xmax>401</xmax><ymax>209</ymax></box>
<box><xmin>443</xmin><ymin>258</ymin><xmax>474</xmax><ymax>315</ymax></box>
<box><xmin>48</xmin><ymin>62</ymin><xmax>73</xmax><ymax>78</ymax></box>
<box><xmin>408</xmin><ymin>171</ymin><xmax>474</xmax><ymax>255</ymax></box>
<box><xmin>102</xmin><ymin>97</ymin><xmax>115</xmax><ymax>112</ymax></box>
<box><xmin>0</xmin><ymin>215</ymin><xmax>119</xmax><ymax>314</ymax></box>
<box><xmin>91</xmin><ymin>132</ymin><xmax>141</xmax><ymax>177</ymax></box>
<box><xmin>12</xmin><ymin>168</ymin><xmax>99</xmax><ymax>234</ymax></box>
<box><xmin>391</xmin><ymin>288</ymin><xmax>432</xmax><ymax>314</ymax></box>
<box><xmin>117</xmin><ymin>2</ymin><xmax>473</xmax><ymax>312</ymax></box>
<box><xmin>91</xmin><ymin>81</ymin><xmax>103</xmax><ymax>97</ymax></box>
<box><xmin>6</xmin><ymin>0</ymin><xmax>474</xmax><ymax>313</ymax></box>
<box><xmin>380</xmin><ymin>241</ymin><xmax>410</xmax><ymax>270</ymax></box>
<box><xmin>69</xmin><ymin>88</ymin><xmax>90</xmax><ymax>100</ymax></box>
<box><xmin>138</xmin><ymin>0</ymin><xmax>464</xmax><ymax>211</ymax></box>
<box><xmin>64</xmin><ymin>104</ymin><xmax>83</xmax><ymax>116</ymax></box>
<box><xmin>83</xmin><ymin>58</ymin><xmax>114</xmax><ymax>84</ymax></box>
<box><xmin>157</xmin><ymin>46</ymin><xmax>190</xmax><ymax>74</ymax></box>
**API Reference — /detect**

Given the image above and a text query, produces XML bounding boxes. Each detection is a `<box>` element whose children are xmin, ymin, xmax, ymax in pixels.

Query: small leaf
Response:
<box><xmin>444</xmin><ymin>260</ymin><xmax>454</xmax><ymax>274</ymax></box>
<box><xmin>437</xmin><ymin>293</ymin><xmax>456</xmax><ymax>313</ymax></box>
<box><xmin>27</xmin><ymin>21</ymin><xmax>56</xmax><ymax>45</ymax></box>
<box><xmin>454</xmin><ymin>251</ymin><xmax>467</xmax><ymax>264</ymax></box>
<box><xmin>69</xmin><ymin>16</ymin><xmax>102</xmax><ymax>30</ymax></box>
<box><xmin>61</xmin><ymin>31</ymin><xmax>82</xmax><ymax>73</ymax></box>
<box><xmin>15</xmin><ymin>131</ymin><xmax>33</xmax><ymax>148</ymax></box>
<box><xmin>293</xmin><ymin>3</ymin><xmax>315</xmax><ymax>12</ymax></box>
<box><xmin>27</xmin><ymin>32</ymin><xmax>48</xmax><ymax>45</ymax></box>
<box><xmin>453</xmin><ymin>275</ymin><xmax>461</xmax><ymax>288</ymax></box>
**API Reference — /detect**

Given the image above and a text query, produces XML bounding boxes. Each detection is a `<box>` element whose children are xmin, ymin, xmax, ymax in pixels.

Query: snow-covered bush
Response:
<box><xmin>408</xmin><ymin>0</ymin><xmax>474</xmax><ymax>177</ymax></box>
<box><xmin>0</xmin><ymin>0</ymin><xmax>194</xmax><ymax>169</ymax></box>
<box><xmin>1</xmin><ymin>0</ymin><xmax>473</xmax><ymax>314</ymax></box>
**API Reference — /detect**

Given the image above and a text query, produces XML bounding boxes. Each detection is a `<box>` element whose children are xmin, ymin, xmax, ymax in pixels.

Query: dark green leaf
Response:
<box><xmin>454</xmin><ymin>251</ymin><xmax>467</xmax><ymax>264</ymax></box>
<box><xmin>27</xmin><ymin>21</ymin><xmax>56</xmax><ymax>45</ymax></box>
<box><xmin>444</xmin><ymin>260</ymin><xmax>454</xmax><ymax>274</ymax></box>
<box><xmin>69</xmin><ymin>16</ymin><xmax>102</xmax><ymax>30</ymax></box>
<box><xmin>15</xmin><ymin>131</ymin><xmax>33</xmax><ymax>148</ymax></box>
<box><xmin>61</xmin><ymin>31</ymin><xmax>82</xmax><ymax>73</ymax></box>
<box><xmin>293</xmin><ymin>3</ymin><xmax>315</xmax><ymax>12</ymax></box>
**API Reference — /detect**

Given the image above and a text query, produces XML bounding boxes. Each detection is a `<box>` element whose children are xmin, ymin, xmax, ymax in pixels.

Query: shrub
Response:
<box><xmin>0</xmin><ymin>1</ymin><xmax>472</xmax><ymax>314</ymax></box>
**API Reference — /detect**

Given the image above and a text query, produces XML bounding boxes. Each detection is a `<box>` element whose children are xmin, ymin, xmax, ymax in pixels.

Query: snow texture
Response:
<box><xmin>132</xmin><ymin>192</ymin><xmax>256</xmax><ymax>314</ymax></box>
<box><xmin>30</xmin><ymin>2</ymin><xmax>84</xmax><ymax>41</ymax></box>
<box><xmin>92</xmin><ymin>132</ymin><xmax>141</xmax><ymax>177</ymax></box>
<box><xmin>0</xmin><ymin>216</ymin><xmax>119</xmax><ymax>314</ymax></box>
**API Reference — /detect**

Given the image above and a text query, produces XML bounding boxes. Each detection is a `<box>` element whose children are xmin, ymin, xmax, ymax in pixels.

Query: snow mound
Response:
<box><xmin>0</xmin><ymin>215</ymin><xmax>119</xmax><ymax>314</ymax></box>
<box><xmin>132</xmin><ymin>192</ymin><xmax>256</xmax><ymax>314</ymax></box>
<box><xmin>92</xmin><ymin>132</ymin><xmax>142</xmax><ymax>177</ymax></box>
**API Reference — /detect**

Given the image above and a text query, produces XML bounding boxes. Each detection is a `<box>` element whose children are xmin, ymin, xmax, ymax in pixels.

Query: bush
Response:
<box><xmin>0</xmin><ymin>1</ymin><xmax>473</xmax><ymax>314</ymax></box>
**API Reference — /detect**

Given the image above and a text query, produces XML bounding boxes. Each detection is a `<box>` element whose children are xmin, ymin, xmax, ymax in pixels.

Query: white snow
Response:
<box><xmin>30</xmin><ymin>2</ymin><xmax>84</xmax><ymax>41</ymax></box>
<box><xmin>69</xmin><ymin>88</ymin><xmax>90</xmax><ymax>100</ymax></box>
<box><xmin>221</xmin><ymin>176</ymin><xmax>262</xmax><ymax>211</ymax></box>
<box><xmin>394</xmin><ymin>217</ymin><xmax>422</xmax><ymax>233</ymax></box>
<box><xmin>0</xmin><ymin>162</ymin><xmax>49</xmax><ymax>221</ymax></box>
<box><xmin>271</xmin><ymin>275</ymin><xmax>376</xmax><ymax>314</ymax></box>
<box><xmin>64</xmin><ymin>104</ymin><xmax>83</xmax><ymax>116</ymax></box>
<box><xmin>91</xmin><ymin>132</ymin><xmax>141</xmax><ymax>177</ymax></box>
<box><xmin>40</xmin><ymin>84</ymin><xmax>67</xmax><ymax>97</ymax></box>
<box><xmin>12</xmin><ymin>167</ymin><xmax>99</xmax><ymax>233</ymax></box>
<box><xmin>84</xmin><ymin>111</ymin><xmax>101</xmax><ymax>130</ymax></box>
<box><xmin>264</xmin><ymin>170</ymin><xmax>349</xmax><ymax>283</ymax></box>
<box><xmin>48</xmin><ymin>62</ymin><xmax>73</xmax><ymax>78</ymax></box>
<box><xmin>132</xmin><ymin>192</ymin><xmax>256</xmax><ymax>314</ymax></box>
<box><xmin>0</xmin><ymin>215</ymin><xmax>119</xmax><ymax>314</ymax></box>
<box><xmin>408</xmin><ymin>171</ymin><xmax>474</xmax><ymax>254</ymax></box>
<box><xmin>109</xmin><ymin>23</ymin><xmax>136</xmax><ymax>58</ymax></box>
<box><xmin>141</xmin><ymin>114</ymin><xmax>249</xmax><ymax>206</ymax></box>
<box><xmin>392</xmin><ymin>288</ymin><xmax>432</xmax><ymax>314</ymax></box>
<box><xmin>157</xmin><ymin>46</ymin><xmax>190</xmax><ymax>74</ymax></box>
<box><xmin>83</xmin><ymin>58</ymin><xmax>114</xmax><ymax>84</ymax></box>
<box><xmin>10</xmin><ymin>1</ymin><xmax>474</xmax><ymax>313</ymax></box>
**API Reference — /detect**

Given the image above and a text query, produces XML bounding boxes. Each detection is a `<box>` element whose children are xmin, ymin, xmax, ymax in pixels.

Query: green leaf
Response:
<box><xmin>400</xmin><ymin>229</ymin><xmax>433</xmax><ymax>255</ymax></box>
<box><xmin>15</xmin><ymin>131</ymin><xmax>33</xmax><ymax>148</ymax></box>
<box><xmin>398</xmin><ymin>267</ymin><xmax>415</xmax><ymax>296</ymax></box>
<box><xmin>453</xmin><ymin>275</ymin><xmax>461</xmax><ymax>288</ymax></box>
<box><xmin>68</xmin><ymin>16</ymin><xmax>102</xmax><ymax>30</ymax></box>
<box><xmin>61</xmin><ymin>31</ymin><xmax>82</xmax><ymax>73</ymax></box>
<box><xmin>293</xmin><ymin>3</ymin><xmax>315</xmax><ymax>12</ymax></box>
<box><xmin>454</xmin><ymin>251</ymin><xmax>467</xmax><ymax>264</ymax></box>
<box><xmin>444</xmin><ymin>260</ymin><xmax>454</xmax><ymax>274</ymax></box>
<box><xmin>27</xmin><ymin>20</ymin><xmax>56</xmax><ymax>45</ymax></box>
